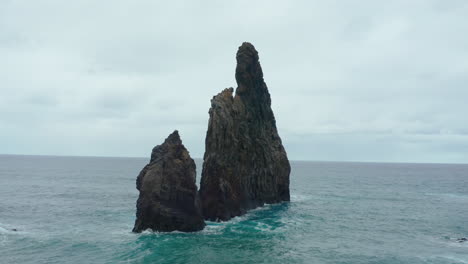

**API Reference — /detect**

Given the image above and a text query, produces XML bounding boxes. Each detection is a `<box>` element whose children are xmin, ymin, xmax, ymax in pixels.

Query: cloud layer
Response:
<box><xmin>1</xmin><ymin>0</ymin><xmax>467</xmax><ymax>163</ymax></box>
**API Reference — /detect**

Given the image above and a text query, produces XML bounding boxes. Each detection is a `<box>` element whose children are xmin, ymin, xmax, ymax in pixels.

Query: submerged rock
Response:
<box><xmin>199</xmin><ymin>42</ymin><xmax>291</xmax><ymax>221</ymax></box>
<box><xmin>457</xmin><ymin>238</ymin><xmax>467</xmax><ymax>243</ymax></box>
<box><xmin>132</xmin><ymin>131</ymin><xmax>205</xmax><ymax>232</ymax></box>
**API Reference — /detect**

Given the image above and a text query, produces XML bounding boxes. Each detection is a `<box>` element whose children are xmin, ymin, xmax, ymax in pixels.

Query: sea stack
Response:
<box><xmin>132</xmin><ymin>131</ymin><xmax>205</xmax><ymax>232</ymax></box>
<box><xmin>199</xmin><ymin>42</ymin><xmax>290</xmax><ymax>221</ymax></box>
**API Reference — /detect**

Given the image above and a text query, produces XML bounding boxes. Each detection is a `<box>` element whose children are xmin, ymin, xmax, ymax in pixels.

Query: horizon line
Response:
<box><xmin>0</xmin><ymin>153</ymin><xmax>466</xmax><ymax>166</ymax></box>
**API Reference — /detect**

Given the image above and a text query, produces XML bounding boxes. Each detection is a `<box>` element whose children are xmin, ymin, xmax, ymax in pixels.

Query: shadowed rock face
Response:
<box><xmin>199</xmin><ymin>42</ymin><xmax>290</xmax><ymax>221</ymax></box>
<box><xmin>133</xmin><ymin>131</ymin><xmax>205</xmax><ymax>232</ymax></box>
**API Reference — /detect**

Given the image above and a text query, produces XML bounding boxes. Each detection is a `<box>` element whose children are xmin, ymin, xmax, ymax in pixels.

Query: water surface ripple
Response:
<box><xmin>0</xmin><ymin>155</ymin><xmax>467</xmax><ymax>263</ymax></box>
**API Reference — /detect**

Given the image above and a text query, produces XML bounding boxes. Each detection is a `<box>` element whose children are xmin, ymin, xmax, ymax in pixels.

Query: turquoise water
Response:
<box><xmin>0</xmin><ymin>155</ymin><xmax>467</xmax><ymax>263</ymax></box>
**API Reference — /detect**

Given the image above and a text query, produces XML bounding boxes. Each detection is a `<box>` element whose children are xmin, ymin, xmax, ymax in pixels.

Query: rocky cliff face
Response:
<box><xmin>199</xmin><ymin>42</ymin><xmax>290</xmax><ymax>221</ymax></box>
<box><xmin>133</xmin><ymin>131</ymin><xmax>205</xmax><ymax>232</ymax></box>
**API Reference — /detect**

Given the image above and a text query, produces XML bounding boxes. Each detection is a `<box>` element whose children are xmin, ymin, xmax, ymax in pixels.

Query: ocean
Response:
<box><xmin>0</xmin><ymin>155</ymin><xmax>467</xmax><ymax>264</ymax></box>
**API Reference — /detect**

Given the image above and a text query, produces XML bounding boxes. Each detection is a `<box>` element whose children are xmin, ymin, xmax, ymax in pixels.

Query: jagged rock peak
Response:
<box><xmin>235</xmin><ymin>42</ymin><xmax>265</xmax><ymax>96</ymax></box>
<box><xmin>133</xmin><ymin>131</ymin><xmax>205</xmax><ymax>232</ymax></box>
<box><xmin>199</xmin><ymin>42</ymin><xmax>291</xmax><ymax>221</ymax></box>
<box><xmin>165</xmin><ymin>130</ymin><xmax>181</xmax><ymax>144</ymax></box>
<box><xmin>150</xmin><ymin>130</ymin><xmax>181</xmax><ymax>163</ymax></box>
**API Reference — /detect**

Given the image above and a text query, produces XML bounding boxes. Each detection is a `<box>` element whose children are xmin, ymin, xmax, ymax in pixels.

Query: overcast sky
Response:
<box><xmin>1</xmin><ymin>0</ymin><xmax>467</xmax><ymax>163</ymax></box>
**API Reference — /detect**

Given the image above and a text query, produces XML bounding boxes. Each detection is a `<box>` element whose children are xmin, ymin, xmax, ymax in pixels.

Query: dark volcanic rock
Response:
<box><xmin>199</xmin><ymin>42</ymin><xmax>291</xmax><ymax>221</ymax></box>
<box><xmin>133</xmin><ymin>131</ymin><xmax>205</xmax><ymax>232</ymax></box>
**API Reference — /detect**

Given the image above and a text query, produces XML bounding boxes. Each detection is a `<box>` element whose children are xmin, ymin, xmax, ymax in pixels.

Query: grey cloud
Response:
<box><xmin>1</xmin><ymin>0</ymin><xmax>467</xmax><ymax>163</ymax></box>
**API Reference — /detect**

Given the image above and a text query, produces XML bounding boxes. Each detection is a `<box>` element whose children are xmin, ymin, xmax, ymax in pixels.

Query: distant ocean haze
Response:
<box><xmin>0</xmin><ymin>155</ymin><xmax>467</xmax><ymax>264</ymax></box>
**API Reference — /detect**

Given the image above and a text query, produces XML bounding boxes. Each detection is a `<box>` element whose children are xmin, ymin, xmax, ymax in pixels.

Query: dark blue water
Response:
<box><xmin>0</xmin><ymin>155</ymin><xmax>467</xmax><ymax>263</ymax></box>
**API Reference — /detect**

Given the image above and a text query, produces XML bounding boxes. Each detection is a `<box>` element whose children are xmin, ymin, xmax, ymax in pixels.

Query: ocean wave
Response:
<box><xmin>0</xmin><ymin>226</ymin><xmax>8</xmax><ymax>234</ymax></box>
<box><xmin>135</xmin><ymin>206</ymin><xmax>272</xmax><ymax>236</ymax></box>
<box><xmin>441</xmin><ymin>193</ymin><xmax>468</xmax><ymax>201</ymax></box>
<box><xmin>444</xmin><ymin>237</ymin><xmax>468</xmax><ymax>247</ymax></box>
<box><xmin>427</xmin><ymin>193</ymin><xmax>468</xmax><ymax>202</ymax></box>
<box><xmin>290</xmin><ymin>194</ymin><xmax>314</xmax><ymax>202</ymax></box>
<box><xmin>0</xmin><ymin>224</ymin><xmax>19</xmax><ymax>234</ymax></box>
<box><xmin>435</xmin><ymin>255</ymin><xmax>468</xmax><ymax>264</ymax></box>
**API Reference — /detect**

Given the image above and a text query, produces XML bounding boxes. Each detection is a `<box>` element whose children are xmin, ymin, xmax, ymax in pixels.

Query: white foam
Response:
<box><xmin>437</xmin><ymin>255</ymin><xmax>468</xmax><ymax>264</ymax></box>
<box><xmin>426</xmin><ymin>192</ymin><xmax>468</xmax><ymax>202</ymax></box>
<box><xmin>291</xmin><ymin>194</ymin><xmax>314</xmax><ymax>202</ymax></box>
<box><xmin>0</xmin><ymin>226</ymin><xmax>8</xmax><ymax>234</ymax></box>
<box><xmin>253</xmin><ymin>223</ymin><xmax>275</xmax><ymax>232</ymax></box>
<box><xmin>442</xmin><ymin>193</ymin><xmax>468</xmax><ymax>202</ymax></box>
<box><xmin>0</xmin><ymin>224</ymin><xmax>19</xmax><ymax>234</ymax></box>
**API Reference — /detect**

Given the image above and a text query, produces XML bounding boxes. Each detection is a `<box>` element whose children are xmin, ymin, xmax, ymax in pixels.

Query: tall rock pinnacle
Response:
<box><xmin>199</xmin><ymin>42</ymin><xmax>291</xmax><ymax>221</ymax></box>
<box><xmin>133</xmin><ymin>131</ymin><xmax>205</xmax><ymax>232</ymax></box>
